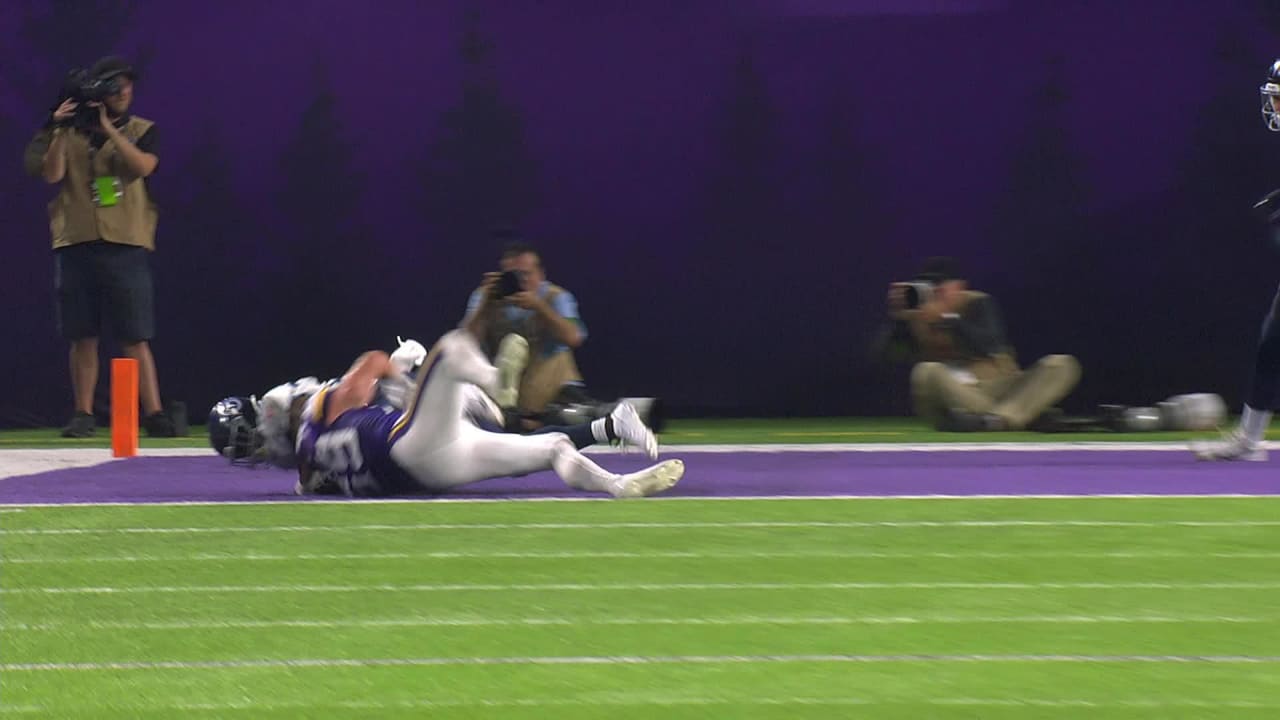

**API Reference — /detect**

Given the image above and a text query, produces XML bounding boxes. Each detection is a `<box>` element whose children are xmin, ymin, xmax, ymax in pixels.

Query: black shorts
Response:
<box><xmin>54</xmin><ymin>241</ymin><xmax>154</xmax><ymax>342</ymax></box>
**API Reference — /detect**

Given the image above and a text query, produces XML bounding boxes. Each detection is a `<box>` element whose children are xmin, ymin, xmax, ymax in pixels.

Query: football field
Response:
<box><xmin>1</xmin><ymin>420</ymin><xmax>1277</xmax><ymax>718</ymax></box>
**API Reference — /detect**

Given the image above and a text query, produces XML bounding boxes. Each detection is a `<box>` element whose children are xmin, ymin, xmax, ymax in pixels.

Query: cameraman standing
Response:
<box><xmin>885</xmin><ymin>257</ymin><xmax>1081</xmax><ymax>431</ymax></box>
<box><xmin>23</xmin><ymin>56</ymin><xmax>178</xmax><ymax>438</ymax></box>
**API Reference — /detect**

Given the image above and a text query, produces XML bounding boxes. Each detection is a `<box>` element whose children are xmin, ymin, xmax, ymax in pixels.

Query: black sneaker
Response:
<box><xmin>166</xmin><ymin>401</ymin><xmax>189</xmax><ymax>437</ymax></box>
<box><xmin>61</xmin><ymin>412</ymin><xmax>96</xmax><ymax>438</ymax></box>
<box><xmin>142</xmin><ymin>411</ymin><xmax>178</xmax><ymax>438</ymax></box>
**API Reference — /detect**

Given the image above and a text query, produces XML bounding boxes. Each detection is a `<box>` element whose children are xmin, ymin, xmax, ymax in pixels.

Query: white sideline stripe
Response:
<box><xmin>1</xmin><ymin>697</ymin><xmax>1276</xmax><ymax>713</ymax></box>
<box><xmin>4</xmin><ymin>654</ymin><xmax>1279</xmax><ymax>672</ymax></box>
<box><xmin>4</xmin><ymin>493</ymin><xmax>1279</xmax><ymax>508</ymax></box>
<box><xmin>5</xmin><ymin>581</ymin><xmax>1280</xmax><ymax>595</ymax></box>
<box><xmin>3</xmin><ymin>519</ymin><xmax>1278</xmax><ymax>535</ymax></box>
<box><xmin>0</xmin><ymin>440</ymin><xmax>1269</xmax><ymax>481</ymax></box>
<box><xmin>4</xmin><ymin>613</ymin><xmax>1272</xmax><ymax>632</ymax></box>
<box><xmin>6</xmin><ymin>549</ymin><xmax>1279</xmax><ymax>564</ymax></box>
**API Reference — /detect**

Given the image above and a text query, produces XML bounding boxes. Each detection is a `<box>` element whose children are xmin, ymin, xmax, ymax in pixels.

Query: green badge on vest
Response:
<box><xmin>90</xmin><ymin>176</ymin><xmax>123</xmax><ymax>207</ymax></box>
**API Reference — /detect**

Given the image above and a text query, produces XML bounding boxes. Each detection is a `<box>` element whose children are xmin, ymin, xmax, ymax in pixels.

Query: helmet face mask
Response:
<box><xmin>208</xmin><ymin>396</ymin><xmax>265</xmax><ymax>464</ymax></box>
<box><xmin>1261</xmin><ymin>60</ymin><xmax>1280</xmax><ymax>132</ymax></box>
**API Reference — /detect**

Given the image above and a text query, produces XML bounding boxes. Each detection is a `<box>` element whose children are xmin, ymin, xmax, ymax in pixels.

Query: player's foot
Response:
<box><xmin>493</xmin><ymin>334</ymin><xmax>529</xmax><ymax>409</ymax></box>
<box><xmin>60</xmin><ymin>412</ymin><xmax>95</xmax><ymax>438</ymax></box>
<box><xmin>1192</xmin><ymin>429</ymin><xmax>1267</xmax><ymax>462</ymax></box>
<box><xmin>610</xmin><ymin>459</ymin><xmax>684</xmax><ymax>498</ymax></box>
<box><xmin>610</xmin><ymin>401</ymin><xmax>659</xmax><ymax>460</ymax></box>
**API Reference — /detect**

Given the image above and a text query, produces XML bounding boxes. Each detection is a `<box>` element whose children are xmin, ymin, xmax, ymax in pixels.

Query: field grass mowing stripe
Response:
<box><xmin>7</xmin><ymin>549</ymin><xmax>1278</xmax><ymax>563</ymax></box>
<box><xmin>4</xmin><ymin>614</ymin><xmax>1272</xmax><ymax>631</ymax></box>
<box><xmin>5</xmin><ymin>519</ymin><xmax>1277</xmax><ymax>535</ymax></box>
<box><xmin>2</xmin><ymin>698</ymin><xmax>1277</xmax><ymax>713</ymax></box>
<box><xmin>5</xmin><ymin>581</ymin><xmax>1280</xmax><ymax>594</ymax></box>
<box><xmin>5</xmin><ymin>654</ymin><xmax>1280</xmax><ymax>672</ymax></box>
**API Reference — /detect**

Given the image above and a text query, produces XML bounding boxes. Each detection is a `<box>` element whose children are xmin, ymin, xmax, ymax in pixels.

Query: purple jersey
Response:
<box><xmin>296</xmin><ymin>385</ymin><xmax>416</xmax><ymax>496</ymax></box>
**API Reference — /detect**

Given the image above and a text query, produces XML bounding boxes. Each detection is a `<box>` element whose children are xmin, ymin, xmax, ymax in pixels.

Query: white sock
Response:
<box><xmin>1240</xmin><ymin>405</ymin><xmax>1272</xmax><ymax>445</ymax></box>
<box><xmin>550</xmin><ymin>440</ymin><xmax>618</xmax><ymax>493</ymax></box>
<box><xmin>590</xmin><ymin>417</ymin><xmax>610</xmax><ymax>444</ymax></box>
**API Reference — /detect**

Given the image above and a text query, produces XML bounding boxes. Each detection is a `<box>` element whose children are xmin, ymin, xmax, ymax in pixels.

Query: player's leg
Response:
<box><xmin>492</xmin><ymin>333</ymin><xmax>528</xmax><ymax>410</ymax></box>
<box><xmin>388</xmin><ymin>330</ymin><xmax>500</xmax><ymax>487</ymax></box>
<box><xmin>530</xmin><ymin>401</ymin><xmax>658</xmax><ymax>458</ymax></box>
<box><xmin>1195</xmin><ymin>285</ymin><xmax>1280</xmax><ymax>461</ymax></box>
<box><xmin>426</xmin><ymin>426</ymin><xmax>682</xmax><ymax>497</ymax></box>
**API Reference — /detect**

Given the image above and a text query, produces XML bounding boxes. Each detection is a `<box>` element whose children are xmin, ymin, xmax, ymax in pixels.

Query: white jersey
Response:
<box><xmin>256</xmin><ymin>376</ymin><xmax>323</xmax><ymax>468</ymax></box>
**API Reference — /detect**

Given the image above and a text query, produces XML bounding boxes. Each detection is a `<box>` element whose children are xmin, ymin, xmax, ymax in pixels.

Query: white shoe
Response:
<box><xmin>611</xmin><ymin>401</ymin><xmax>659</xmax><ymax>460</ymax></box>
<box><xmin>1192</xmin><ymin>430</ymin><xmax>1267</xmax><ymax>462</ymax></box>
<box><xmin>610</xmin><ymin>459</ymin><xmax>684</xmax><ymax>498</ymax></box>
<box><xmin>493</xmin><ymin>334</ymin><xmax>528</xmax><ymax>409</ymax></box>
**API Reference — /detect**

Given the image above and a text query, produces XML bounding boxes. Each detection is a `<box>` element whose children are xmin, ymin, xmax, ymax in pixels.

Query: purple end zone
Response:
<box><xmin>0</xmin><ymin>450</ymin><xmax>1277</xmax><ymax>504</ymax></box>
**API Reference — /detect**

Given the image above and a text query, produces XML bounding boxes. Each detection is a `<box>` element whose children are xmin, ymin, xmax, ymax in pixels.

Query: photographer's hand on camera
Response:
<box><xmin>38</xmin><ymin>100</ymin><xmax>79</xmax><ymax>183</ymax></box>
<box><xmin>51</xmin><ymin>98</ymin><xmax>79</xmax><ymax>126</ymax></box>
<box><xmin>89</xmin><ymin>102</ymin><xmax>158</xmax><ymax>178</ymax></box>
<box><xmin>507</xmin><ymin>290</ymin><xmax>544</xmax><ymax>312</ymax></box>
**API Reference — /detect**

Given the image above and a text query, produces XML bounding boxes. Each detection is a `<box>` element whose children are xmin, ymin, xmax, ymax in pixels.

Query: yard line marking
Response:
<box><xmin>4</xmin><ymin>519</ymin><xmax>1278</xmax><ymax>535</ymax></box>
<box><xmin>1</xmin><ymin>697</ymin><xmax>1275</xmax><ymax>713</ymax></box>
<box><xmin>3</xmin><ymin>613</ymin><xmax>1272</xmax><ymax>632</ymax></box>
<box><xmin>4</xmin><ymin>581</ymin><xmax>1280</xmax><ymax>595</ymax></box>
<box><xmin>5</xmin><ymin>549</ymin><xmax>1278</xmax><ymax>564</ymax></box>
<box><xmin>4</xmin><ymin>654</ymin><xmax>1279</xmax><ymax>672</ymax></box>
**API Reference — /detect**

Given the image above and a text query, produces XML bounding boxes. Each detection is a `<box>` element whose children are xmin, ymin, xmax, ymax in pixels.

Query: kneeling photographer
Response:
<box><xmin>883</xmin><ymin>257</ymin><xmax>1081</xmax><ymax>431</ymax></box>
<box><xmin>463</xmin><ymin>238</ymin><xmax>663</xmax><ymax>433</ymax></box>
<box><xmin>23</xmin><ymin>56</ymin><xmax>181</xmax><ymax>438</ymax></box>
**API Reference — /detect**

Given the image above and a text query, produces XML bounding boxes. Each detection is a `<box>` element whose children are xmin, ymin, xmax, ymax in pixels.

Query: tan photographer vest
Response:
<box><xmin>910</xmin><ymin>290</ymin><xmax>1018</xmax><ymax>381</ymax></box>
<box><xmin>47</xmin><ymin>116</ymin><xmax>158</xmax><ymax>251</ymax></box>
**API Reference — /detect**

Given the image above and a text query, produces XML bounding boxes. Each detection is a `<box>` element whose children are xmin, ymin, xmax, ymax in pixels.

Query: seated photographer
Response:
<box><xmin>885</xmin><ymin>257</ymin><xmax>1081</xmax><ymax>431</ymax></box>
<box><xmin>463</xmin><ymin>238</ymin><xmax>591</xmax><ymax>427</ymax></box>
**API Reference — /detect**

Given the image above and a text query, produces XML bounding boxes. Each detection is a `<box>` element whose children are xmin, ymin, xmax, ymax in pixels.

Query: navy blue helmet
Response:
<box><xmin>1261</xmin><ymin>60</ymin><xmax>1280</xmax><ymax>131</ymax></box>
<box><xmin>208</xmin><ymin>396</ymin><xmax>263</xmax><ymax>463</ymax></box>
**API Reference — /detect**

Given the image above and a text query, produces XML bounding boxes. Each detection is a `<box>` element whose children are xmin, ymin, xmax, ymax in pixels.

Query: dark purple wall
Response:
<box><xmin>3</xmin><ymin>0</ymin><xmax>1279</xmax><ymax>424</ymax></box>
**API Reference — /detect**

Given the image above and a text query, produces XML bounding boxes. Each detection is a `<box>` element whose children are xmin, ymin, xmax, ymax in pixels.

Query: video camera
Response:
<box><xmin>53</xmin><ymin>66</ymin><xmax>127</xmax><ymax>131</ymax></box>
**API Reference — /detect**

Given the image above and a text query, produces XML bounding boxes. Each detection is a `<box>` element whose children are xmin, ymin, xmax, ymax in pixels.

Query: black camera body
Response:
<box><xmin>55</xmin><ymin>68</ymin><xmax>124</xmax><ymax>131</ymax></box>
<box><xmin>899</xmin><ymin>281</ymin><xmax>935</xmax><ymax>310</ymax></box>
<box><xmin>497</xmin><ymin>270</ymin><xmax>526</xmax><ymax>298</ymax></box>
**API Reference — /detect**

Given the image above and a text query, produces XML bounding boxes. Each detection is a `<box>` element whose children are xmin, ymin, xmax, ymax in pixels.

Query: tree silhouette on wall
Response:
<box><xmin>420</xmin><ymin>6</ymin><xmax>540</xmax><ymax>270</ymax></box>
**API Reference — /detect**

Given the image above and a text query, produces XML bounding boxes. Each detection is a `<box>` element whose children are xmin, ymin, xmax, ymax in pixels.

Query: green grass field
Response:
<box><xmin>2</xmin><ymin>497</ymin><xmax>1279</xmax><ymax>718</ymax></box>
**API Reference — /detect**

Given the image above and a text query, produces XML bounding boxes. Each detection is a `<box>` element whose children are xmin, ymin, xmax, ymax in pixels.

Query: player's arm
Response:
<box><xmin>325</xmin><ymin>351</ymin><xmax>395</xmax><ymax>424</ymax></box>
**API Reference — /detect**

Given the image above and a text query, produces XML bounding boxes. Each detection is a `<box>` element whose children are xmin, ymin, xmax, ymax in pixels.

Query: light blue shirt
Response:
<box><xmin>466</xmin><ymin>281</ymin><xmax>587</xmax><ymax>357</ymax></box>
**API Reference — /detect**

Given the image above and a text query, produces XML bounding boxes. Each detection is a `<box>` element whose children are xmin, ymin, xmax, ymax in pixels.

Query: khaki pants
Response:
<box><xmin>911</xmin><ymin>355</ymin><xmax>1081</xmax><ymax>430</ymax></box>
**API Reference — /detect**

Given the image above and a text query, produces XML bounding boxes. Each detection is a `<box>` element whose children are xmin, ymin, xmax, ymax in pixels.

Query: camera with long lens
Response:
<box><xmin>54</xmin><ymin>68</ymin><xmax>124</xmax><ymax>131</ymax></box>
<box><xmin>900</xmin><ymin>281</ymin><xmax>935</xmax><ymax>310</ymax></box>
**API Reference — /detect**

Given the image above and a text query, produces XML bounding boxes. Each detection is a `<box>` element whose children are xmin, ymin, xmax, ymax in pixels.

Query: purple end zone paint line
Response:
<box><xmin>0</xmin><ymin>451</ymin><xmax>1275</xmax><ymax>504</ymax></box>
